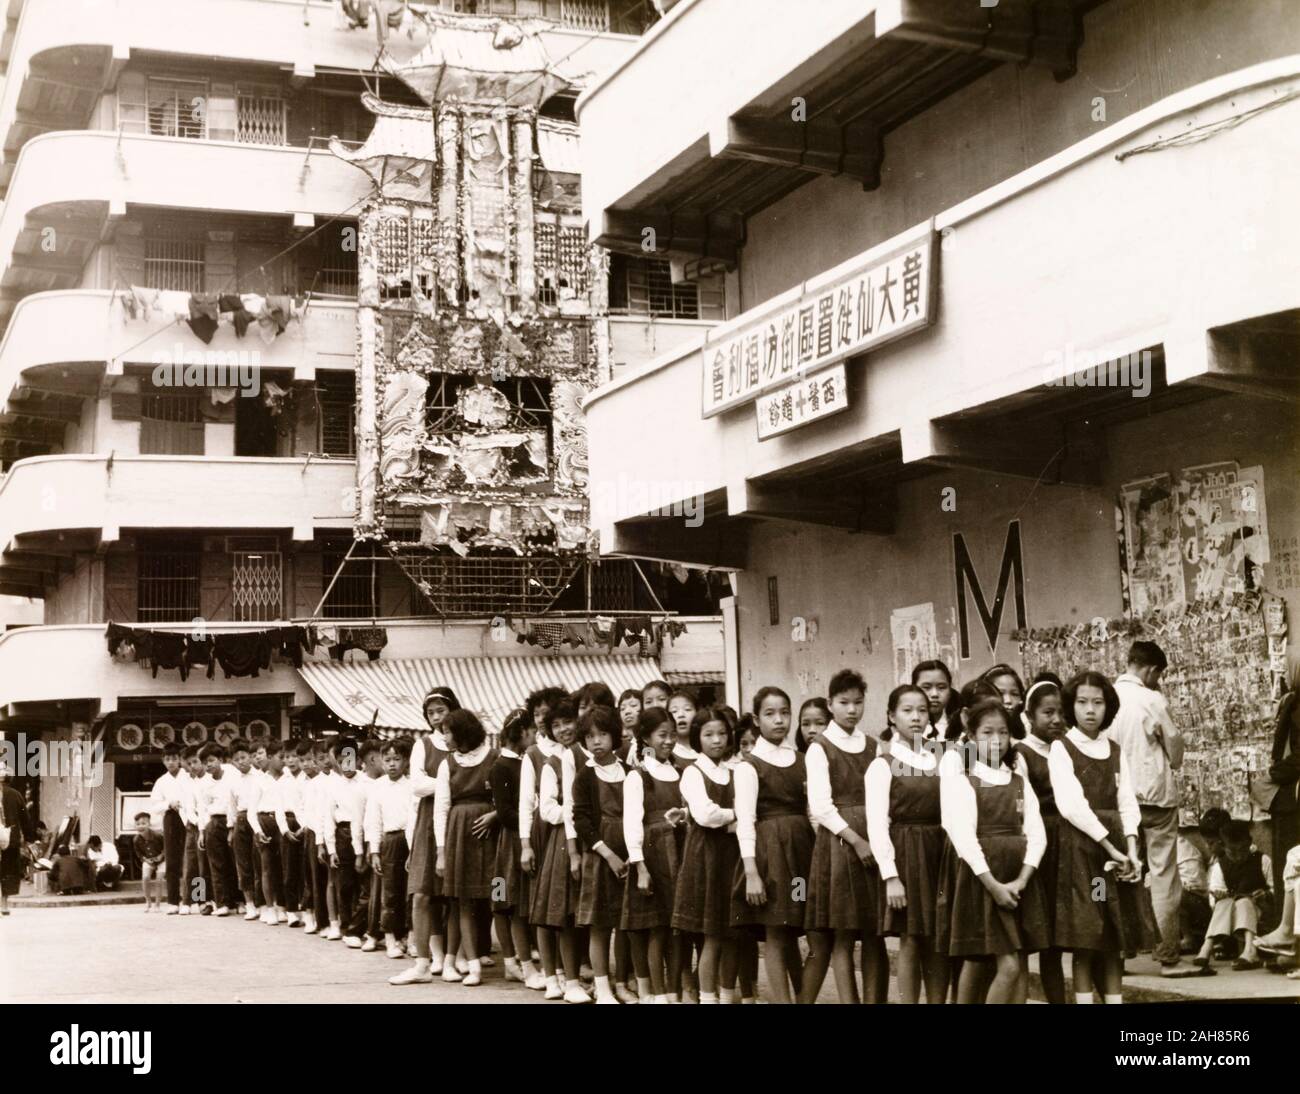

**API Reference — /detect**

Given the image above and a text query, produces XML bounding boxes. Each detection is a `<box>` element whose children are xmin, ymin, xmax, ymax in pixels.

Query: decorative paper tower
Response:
<box><xmin>332</xmin><ymin>10</ymin><xmax>609</xmax><ymax>616</ymax></box>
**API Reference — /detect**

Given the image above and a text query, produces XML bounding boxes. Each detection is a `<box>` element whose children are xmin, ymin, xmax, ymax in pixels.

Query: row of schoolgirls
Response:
<box><xmin>146</xmin><ymin>660</ymin><xmax>1148</xmax><ymax>1003</ymax></box>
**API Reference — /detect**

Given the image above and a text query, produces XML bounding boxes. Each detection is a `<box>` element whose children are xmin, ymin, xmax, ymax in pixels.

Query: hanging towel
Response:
<box><xmin>218</xmin><ymin>293</ymin><xmax>253</xmax><ymax>338</ymax></box>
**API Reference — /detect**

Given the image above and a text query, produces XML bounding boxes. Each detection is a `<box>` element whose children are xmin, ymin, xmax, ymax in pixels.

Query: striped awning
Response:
<box><xmin>298</xmin><ymin>656</ymin><xmax>664</xmax><ymax>734</ymax></box>
<box><xmin>664</xmin><ymin>671</ymin><xmax>725</xmax><ymax>686</ymax></box>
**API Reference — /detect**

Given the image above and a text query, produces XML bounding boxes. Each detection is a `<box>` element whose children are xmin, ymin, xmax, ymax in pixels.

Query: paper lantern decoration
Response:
<box><xmin>245</xmin><ymin>719</ymin><xmax>272</xmax><ymax>741</ymax></box>
<box><xmin>150</xmin><ymin>723</ymin><xmax>176</xmax><ymax>750</ymax></box>
<box><xmin>182</xmin><ymin>721</ymin><xmax>208</xmax><ymax>746</ymax></box>
<box><xmin>117</xmin><ymin>724</ymin><xmax>144</xmax><ymax>751</ymax></box>
<box><xmin>213</xmin><ymin>721</ymin><xmax>238</xmax><ymax>747</ymax></box>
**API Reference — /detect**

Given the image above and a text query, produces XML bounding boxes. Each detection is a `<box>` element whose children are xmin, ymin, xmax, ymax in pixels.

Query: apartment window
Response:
<box><xmin>229</xmin><ymin>538</ymin><xmax>283</xmax><ymax>622</ymax></box>
<box><xmin>321</xmin><ymin>540</ymin><xmax>382</xmax><ymax>619</ymax></box>
<box><xmin>236</xmin><ymin>85</ymin><xmax>288</xmax><ymax>146</ymax></box>
<box><xmin>147</xmin><ymin>78</ymin><xmax>208</xmax><ymax>140</ymax></box>
<box><xmin>144</xmin><ymin>230</ymin><xmax>206</xmax><ymax>293</ymax></box>
<box><xmin>138</xmin><ymin>546</ymin><xmax>201</xmax><ymax>623</ymax></box>
<box><xmin>609</xmin><ymin>254</ymin><xmax>724</xmax><ymax>320</ymax></box>
<box><xmin>139</xmin><ymin>392</ymin><xmax>204</xmax><ymax>455</ymax></box>
<box><xmin>317</xmin><ymin>373</ymin><xmax>356</xmax><ymax>457</ymax></box>
<box><xmin>307</xmin><ymin>221</ymin><xmax>359</xmax><ymax>297</ymax></box>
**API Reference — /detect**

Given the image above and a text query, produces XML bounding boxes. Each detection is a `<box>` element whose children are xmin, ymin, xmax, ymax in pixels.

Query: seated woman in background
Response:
<box><xmin>1</xmin><ymin>762</ymin><xmax>35</xmax><ymax>914</ymax></box>
<box><xmin>48</xmin><ymin>810</ymin><xmax>94</xmax><ymax>895</ymax></box>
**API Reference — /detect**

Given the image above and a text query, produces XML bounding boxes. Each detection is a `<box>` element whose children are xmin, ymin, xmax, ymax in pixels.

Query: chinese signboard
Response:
<box><xmin>701</xmin><ymin>228</ymin><xmax>935</xmax><ymax>418</ymax></box>
<box><xmin>755</xmin><ymin>363</ymin><xmax>848</xmax><ymax>440</ymax></box>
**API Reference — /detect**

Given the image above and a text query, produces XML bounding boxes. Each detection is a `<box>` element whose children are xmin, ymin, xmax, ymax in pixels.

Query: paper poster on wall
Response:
<box><xmin>1176</xmin><ymin>461</ymin><xmax>1265</xmax><ymax>601</ymax></box>
<box><xmin>1119</xmin><ymin>474</ymin><xmax>1184</xmax><ymax>615</ymax></box>
<box><xmin>890</xmin><ymin>602</ymin><xmax>938</xmax><ymax>683</ymax></box>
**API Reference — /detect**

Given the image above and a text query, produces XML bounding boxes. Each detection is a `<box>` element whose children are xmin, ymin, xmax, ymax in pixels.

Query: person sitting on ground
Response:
<box><xmin>48</xmin><ymin>810</ymin><xmax>93</xmax><ymax>895</ymax></box>
<box><xmin>133</xmin><ymin>812</ymin><xmax>165</xmax><ymax>913</ymax></box>
<box><xmin>85</xmin><ymin>835</ymin><xmax>124</xmax><ymax>893</ymax></box>
<box><xmin>1194</xmin><ymin>819</ymin><xmax>1272</xmax><ymax>971</ymax></box>
<box><xmin>1178</xmin><ymin>808</ymin><xmax>1228</xmax><ymax>954</ymax></box>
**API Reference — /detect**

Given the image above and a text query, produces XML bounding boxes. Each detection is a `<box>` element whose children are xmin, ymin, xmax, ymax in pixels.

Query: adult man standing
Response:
<box><xmin>1112</xmin><ymin>641</ymin><xmax>1203</xmax><ymax>978</ymax></box>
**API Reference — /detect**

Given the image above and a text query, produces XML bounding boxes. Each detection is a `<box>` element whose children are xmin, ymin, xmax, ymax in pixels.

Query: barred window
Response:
<box><xmin>609</xmin><ymin>254</ymin><xmax>722</xmax><ymax>320</ymax></box>
<box><xmin>317</xmin><ymin>373</ymin><xmax>356</xmax><ymax>457</ymax></box>
<box><xmin>137</xmin><ymin>546</ymin><xmax>201</xmax><ymax>623</ymax></box>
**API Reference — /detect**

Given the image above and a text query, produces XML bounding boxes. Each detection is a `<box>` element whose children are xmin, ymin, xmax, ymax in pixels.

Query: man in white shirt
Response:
<box><xmin>149</xmin><ymin>743</ymin><xmax>188</xmax><ymax>914</ymax></box>
<box><xmin>323</xmin><ymin>737</ymin><xmax>367</xmax><ymax>945</ymax></box>
<box><xmin>1110</xmin><ymin>641</ymin><xmax>1199</xmax><ymax>978</ymax></box>
<box><xmin>85</xmin><ymin>835</ymin><xmax>123</xmax><ymax>892</ymax></box>
<box><xmin>355</xmin><ymin>739</ymin><xmax>384</xmax><ymax>951</ymax></box>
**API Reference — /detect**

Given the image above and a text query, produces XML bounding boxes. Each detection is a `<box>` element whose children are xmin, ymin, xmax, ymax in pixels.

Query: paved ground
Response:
<box><xmin>3</xmin><ymin>897</ymin><xmax>1297</xmax><ymax>1004</ymax></box>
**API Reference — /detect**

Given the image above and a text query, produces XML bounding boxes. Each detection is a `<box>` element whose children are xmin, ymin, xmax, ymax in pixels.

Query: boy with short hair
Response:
<box><xmin>366</xmin><ymin>738</ymin><xmax>413</xmax><ymax>958</ymax></box>
<box><xmin>275</xmin><ymin>741</ymin><xmax>309</xmax><ymax>928</ymax></box>
<box><xmin>1195</xmin><ymin>819</ymin><xmax>1273</xmax><ymax>970</ymax></box>
<box><xmin>323</xmin><ymin>736</ymin><xmax>368</xmax><ymax>946</ymax></box>
<box><xmin>255</xmin><ymin>741</ymin><xmax>288</xmax><ymax>925</ymax></box>
<box><xmin>179</xmin><ymin>745</ymin><xmax>209</xmax><ymax>914</ymax></box>
<box><xmin>356</xmin><ymin>738</ymin><xmax>384</xmax><ymax>950</ymax></box>
<box><xmin>197</xmin><ymin>742</ymin><xmax>237</xmax><ymax>916</ymax></box>
<box><xmin>133</xmin><ymin>811</ymin><xmax>165</xmax><ymax>912</ymax></box>
<box><xmin>228</xmin><ymin>738</ymin><xmax>263</xmax><ymax>921</ymax></box>
<box><xmin>305</xmin><ymin>740</ymin><xmax>335</xmax><ymax>935</ymax></box>
<box><xmin>85</xmin><ymin>835</ymin><xmax>124</xmax><ymax>892</ymax></box>
<box><xmin>149</xmin><ymin>742</ymin><xmax>187</xmax><ymax>914</ymax></box>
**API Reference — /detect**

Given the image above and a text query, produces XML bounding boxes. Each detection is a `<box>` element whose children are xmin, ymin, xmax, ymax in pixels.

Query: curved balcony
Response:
<box><xmin>585</xmin><ymin>60</ymin><xmax>1300</xmax><ymax>557</ymax></box>
<box><xmin>0</xmin><ymin>455</ymin><xmax>357</xmax><ymax>594</ymax></box>
<box><xmin>0</xmin><ymin>0</ymin><xmax>640</xmax><ymax>190</ymax></box>
<box><xmin>0</xmin><ymin>130</ymin><xmax>371</xmax><ymax>315</ymax></box>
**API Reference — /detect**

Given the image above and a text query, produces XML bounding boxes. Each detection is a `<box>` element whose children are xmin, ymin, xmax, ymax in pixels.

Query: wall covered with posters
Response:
<box><xmin>733</xmin><ymin>394</ymin><xmax>1298</xmax><ymax>820</ymax></box>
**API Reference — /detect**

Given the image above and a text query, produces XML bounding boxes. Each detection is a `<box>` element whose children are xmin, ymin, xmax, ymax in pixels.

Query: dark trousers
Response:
<box><xmin>1272</xmin><ymin>809</ymin><xmax>1299</xmax><ymax>899</ymax></box>
<box><xmin>380</xmin><ymin>831</ymin><xmax>409</xmax><ymax>937</ymax></box>
<box><xmin>306</xmin><ymin>831</ymin><xmax>330</xmax><ymax>926</ymax></box>
<box><xmin>280</xmin><ymin>814</ymin><xmax>303</xmax><ymax>912</ymax></box>
<box><xmin>234</xmin><ymin>811</ymin><xmax>257</xmax><ymax>897</ymax></box>
<box><xmin>162</xmin><ymin>808</ymin><xmax>185</xmax><ymax>906</ymax></box>
<box><xmin>331</xmin><ymin>823</ymin><xmax>365</xmax><ymax>935</ymax></box>
<box><xmin>203</xmin><ymin>817</ymin><xmax>235</xmax><ymax>908</ymax></box>
<box><xmin>257</xmin><ymin>813</ymin><xmax>282</xmax><ymax>907</ymax></box>
<box><xmin>182</xmin><ymin>823</ymin><xmax>202</xmax><ymax>905</ymax></box>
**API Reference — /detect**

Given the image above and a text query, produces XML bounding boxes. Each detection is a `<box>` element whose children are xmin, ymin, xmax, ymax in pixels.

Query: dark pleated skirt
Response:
<box><xmin>1053</xmin><ymin>808</ymin><xmax>1142</xmax><ymax>954</ymax></box>
<box><xmin>878</xmin><ymin>822</ymin><xmax>946</xmax><ymax>938</ymax></box>
<box><xmin>517</xmin><ymin>814</ymin><xmax>545</xmax><ymax>921</ymax></box>
<box><xmin>621</xmin><ymin>819</ymin><xmax>682</xmax><ymax>931</ymax></box>
<box><xmin>671</xmin><ymin>824</ymin><xmax>739</xmax><ymax>936</ymax></box>
<box><xmin>730</xmin><ymin>813</ymin><xmax>814</xmax><ymax>930</ymax></box>
<box><xmin>407</xmin><ymin>795</ymin><xmax>444</xmax><ymax>899</ymax></box>
<box><xmin>576</xmin><ymin>817</ymin><xmax>628</xmax><ymax>929</ymax></box>
<box><xmin>805</xmin><ymin>805</ymin><xmax>879</xmax><ymax>932</ymax></box>
<box><xmin>443</xmin><ymin>800</ymin><xmax>494</xmax><ymax>899</ymax></box>
<box><xmin>530</xmin><ymin>821</ymin><xmax>577</xmax><ymax>928</ymax></box>
<box><xmin>935</xmin><ymin>836</ymin><xmax>1049</xmax><ymax>956</ymax></box>
<box><xmin>493</xmin><ymin>824</ymin><xmax>522</xmax><ymax>912</ymax></box>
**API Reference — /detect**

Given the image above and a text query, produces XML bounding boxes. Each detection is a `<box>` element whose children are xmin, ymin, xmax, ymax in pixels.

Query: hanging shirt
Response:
<box><xmin>733</xmin><ymin>736</ymin><xmax>797</xmax><ymax>858</ymax></box>
<box><xmin>623</xmin><ymin>755</ymin><xmax>679</xmax><ymax>864</ymax></box>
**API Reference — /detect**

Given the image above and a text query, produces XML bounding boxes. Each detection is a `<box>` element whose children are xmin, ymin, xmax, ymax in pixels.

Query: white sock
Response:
<box><xmin>520</xmin><ymin>959</ymin><xmax>538</xmax><ymax>977</ymax></box>
<box><xmin>1076</xmin><ymin>991</ymin><xmax>1095</xmax><ymax>1004</ymax></box>
<box><xmin>700</xmin><ymin>991</ymin><xmax>719</xmax><ymax>1004</ymax></box>
<box><xmin>545</xmin><ymin>975</ymin><xmax>560</xmax><ymax>992</ymax></box>
<box><xmin>667</xmin><ymin>992</ymin><xmax>680</xmax><ymax>1003</ymax></box>
<box><xmin>1104</xmin><ymin>993</ymin><xmax>1123</xmax><ymax>1004</ymax></box>
<box><xmin>468</xmin><ymin>959</ymin><xmax>482</xmax><ymax>976</ymax></box>
<box><xmin>654</xmin><ymin>994</ymin><xmax>669</xmax><ymax>1005</ymax></box>
<box><xmin>430</xmin><ymin>939</ymin><xmax>446</xmax><ymax>963</ymax></box>
<box><xmin>412</xmin><ymin>957</ymin><xmax>430</xmax><ymax>971</ymax></box>
<box><xmin>594</xmin><ymin>975</ymin><xmax>614</xmax><ymax>999</ymax></box>
<box><xmin>637</xmin><ymin>977</ymin><xmax>652</xmax><ymax>997</ymax></box>
<box><xmin>741</xmin><ymin>996</ymin><xmax>756</xmax><ymax>1004</ymax></box>
<box><xmin>719</xmin><ymin>987</ymin><xmax>737</xmax><ymax>1004</ymax></box>
<box><xmin>564</xmin><ymin>978</ymin><xmax>583</xmax><ymax>992</ymax></box>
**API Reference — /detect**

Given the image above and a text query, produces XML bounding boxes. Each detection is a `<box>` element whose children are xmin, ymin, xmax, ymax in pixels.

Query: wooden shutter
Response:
<box><xmin>103</xmin><ymin>548</ymin><xmax>138</xmax><ymax>622</ymax></box>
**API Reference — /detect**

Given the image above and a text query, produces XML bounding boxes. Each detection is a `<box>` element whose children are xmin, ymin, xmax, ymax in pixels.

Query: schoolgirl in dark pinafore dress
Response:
<box><xmin>1051</xmin><ymin>735</ymin><xmax>1142</xmax><ymax>954</ymax></box>
<box><xmin>873</xmin><ymin>741</ymin><xmax>945</xmax><ymax>939</ymax></box>
<box><xmin>490</xmin><ymin>748</ymin><xmax>523</xmax><ymax>913</ymax></box>
<box><xmin>408</xmin><ymin>731</ymin><xmax>450</xmax><ymax>903</ymax></box>
<box><xmin>806</xmin><ymin>733</ymin><xmax>879</xmax><ymax>932</ymax></box>
<box><xmin>516</xmin><ymin>740</ymin><xmax>555</xmax><ymax>919</ymax></box>
<box><xmin>621</xmin><ymin>759</ymin><xmax>684</xmax><ymax>930</ymax></box>
<box><xmin>575</xmin><ymin>760</ymin><xmax>631</xmax><ymax>929</ymax></box>
<box><xmin>936</xmin><ymin>765</ymin><xmax>1049</xmax><ymax>956</ymax></box>
<box><xmin>531</xmin><ymin>753</ymin><xmax>577</xmax><ymax>928</ymax></box>
<box><xmin>442</xmin><ymin>747</ymin><xmax>499</xmax><ymax>900</ymax></box>
<box><xmin>1014</xmin><ymin>737</ymin><xmax>1059</xmax><ymax>947</ymax></box>
<box><xmin>730</xmin><ymin>749</ymin><xmax>813</xmax><ymax>930</ymax></box>
<box><xmin>671</xmin><ymin>759</ymin><xmax>739</xmax><ymax>935</ymax></box>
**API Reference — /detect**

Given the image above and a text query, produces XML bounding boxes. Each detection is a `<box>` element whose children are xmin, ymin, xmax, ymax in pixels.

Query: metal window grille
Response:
<box><xmin>321</xmin><ymin>541</ymin><xmax>381</xmax><ymax>619</ymax></box>
<box><xmin>559</xmin><ymin>0</ymin><xmax>610</xmax><ymax>31</ymax></box>
<box><xmin>137</xmin><ymin>551</ymin><xmax>201</xmax><ymax>623</ymax></box>
<box><xmin>231</xmin><ymin>550</ymin><xmax>283</xmax><ymax>622</ymax></box>
<box><xmin>318</xmin><ymin>374</ymin><xmax>357</xmax><ymax>457</ymax></box>
<box><xmin>614</xmin><ymin>256</ymin><xmax>704</xmax><ymax>320</ymax></box>
<box><xmin>394</xmin><ymin>550</ymin><xmax>584</xmax><ymax>618</ymax></box>
<box><xmin>425</xmin><ymin>375</ymin><xmax>552</xmax><ymax>437</ymax></box>
<box><xmin>144</xmin><ymin>236</ymin><xmax>206</xmax><ymax>293</ymax></box>
<box><xmin>147</xmin><ymin>78</ymin><xmax>207</xmax><ymax>140</ymax></box>
<box><xmin>236</xmin><ymin>89</ymin><xmax>287</xmax><ymax>146</ymax></box>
